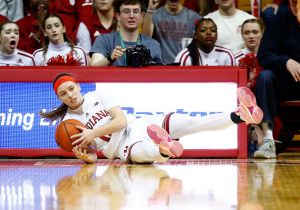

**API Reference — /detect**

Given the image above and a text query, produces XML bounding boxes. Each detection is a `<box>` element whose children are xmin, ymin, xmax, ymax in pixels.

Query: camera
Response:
<box><xmin>126</xmin><ymin>44</ymin><xmax>152</xmax><ymax>67</ymax></box>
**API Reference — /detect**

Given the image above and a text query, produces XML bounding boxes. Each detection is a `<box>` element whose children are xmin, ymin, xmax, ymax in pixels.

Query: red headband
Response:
<box><xmin>53</xmin><ymin>75</ymin><xmax>77</xmax><ymax>94</ymax></box>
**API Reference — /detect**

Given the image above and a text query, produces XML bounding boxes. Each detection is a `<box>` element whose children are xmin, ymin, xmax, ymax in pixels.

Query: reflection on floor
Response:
<box><xmin>1</xmin><ymin>157</ymin><xmax>300</xmax><ymax>210</ymax></box>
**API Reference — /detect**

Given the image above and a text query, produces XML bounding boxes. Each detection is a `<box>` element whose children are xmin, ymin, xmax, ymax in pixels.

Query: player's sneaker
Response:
<box><xmin>236</xmin><ymin>87</ymin><xmax>263</xmax><ymax>124</ymax></box>
<box><xmin>253</xmin><ymin>139</ymin><xmax>276</xmax><ymax>159</ymax></box>
<box><xmin>147</xmin><ymin>124</ymin><xmax>184</xmax><ymax>157</ymax></box>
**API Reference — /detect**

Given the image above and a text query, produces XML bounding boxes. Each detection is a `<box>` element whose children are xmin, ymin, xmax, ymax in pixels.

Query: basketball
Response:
<box><xmin>55</xmin><ymin>119</ymin><xmax>85</xmax><ymax>152</ymax></box>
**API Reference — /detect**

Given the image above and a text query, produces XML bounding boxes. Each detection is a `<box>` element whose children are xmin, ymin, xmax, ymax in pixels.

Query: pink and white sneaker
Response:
<box><xmin>147</xmin><ymin>124</ymin><xmax>184</xmax><ymax>157</ymax></box>
<box><xmin>236</xmin><ymin>87</ymin><xmax>263</xmax><ymax>124</ymax></box>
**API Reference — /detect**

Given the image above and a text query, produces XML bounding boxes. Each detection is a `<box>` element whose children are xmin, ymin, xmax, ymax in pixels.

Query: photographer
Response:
<box><xmin>89</xmin><ymin>0</ymin><xmax>162</xmax><ymax>67</ymax></box>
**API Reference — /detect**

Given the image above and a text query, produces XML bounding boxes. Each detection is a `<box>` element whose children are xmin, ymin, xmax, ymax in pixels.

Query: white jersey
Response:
<box><xmin>174</xmin><ymin>45</ymin><xmax>235</xmax><ymax>66</ymax></box>
<box><xmin>0</xmin><ymin>49</ymin><xmax>35</xmax><ymax>66</ymax></box>
<box><xmin>62</xmin><ymin>89</ymin><xmax>167</xmax><ymax>162</ymax></box>
<box><xmin>205</xmin><ymin>10</ymin><xmax>255</xmax><ymax>54</ymax></box>
<box><xmin>33</xmin><ymin>42</ymin><xmax>88</xmax><ymax>66</ymax></box>
<box><xmin>63</xmin><ymin>89</ymin><xmax>119</xmax><ymax>158</ymax></box>
<box><xmin>234</xmin><ymin>47</ymin><xmax>251</xmax><ymax>65</ymax></box>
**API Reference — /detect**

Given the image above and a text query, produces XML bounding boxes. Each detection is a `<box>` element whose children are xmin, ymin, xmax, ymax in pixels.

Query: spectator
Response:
<box><xmin>235</xmin><ymin>18</ymin><xmax>264</xmax><ymax>90</ymax></box>
<box><xmin>205</xmin><ymin>0</ymin><xmax>255</xmax><ymax>54</ymax></box>
<box><xmin>33</xmin><ymin>14</ymin><xmax>88</xmax><ymax>66</ymax></box>
<box><xmin>0</xmin><ymin>21</ymin><xmax>35</xmax><ymax>66</ymax></box>
<box><xmin>235</xmin><ymin>18</ymin><xmax>264</xmax><ymax>60</ymax></box>
<box><xmin>16</xmin><ymin>0</ymin><xmax>49</xmax><ymax>54</ymax></box>
<box><xmin>142</xmin><ymin>0</ymin><xmax>200</xmax><ymax>64</ymax></box>
<box><xmin>175</xmin><ymin>18</ymin><xmax>235</xmax><ymax>66</ymax></box>
<box><xmin>88</xmin><ymin>0</ymin><xmax>118</xmax><ymax>44</ymax></box>
<box><xmin>90</xmin><ymin>0</ymin><xmax>162</xmax><ymax>66</ymax></box>
<box><xmin>49</xmin><ymin>0</ymin><xmax>93</xmax><ymax>53</ymax></box>
<box><xmin>254</xmin><ymin>0</ymin><xmax>300</xmax><ymax>159</ymax></box>
<box><xmin>0</xmin><ymin>0</ymin><xmax>24</xmax><ymax>21</ymax></box>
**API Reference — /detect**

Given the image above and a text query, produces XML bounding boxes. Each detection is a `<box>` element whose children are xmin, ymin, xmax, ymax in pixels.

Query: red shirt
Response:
<box><xmin>88</xmin><ymin>12</ymin><xmax>115</xmax><ymax>43</ymax></box>
<box><xmin>0</xmin><ymin>15</ymin><xmax>8</xmax><ymax>24</ymax></box>
<box><xmin>49</xmin><ymin>0</ymin><xmax>93</xmax><ymax>41</ymax></box>
<box><xmin>16</xmin><ymin>14</ymin><xmax>45</xmax><ymax>54</ymax></box>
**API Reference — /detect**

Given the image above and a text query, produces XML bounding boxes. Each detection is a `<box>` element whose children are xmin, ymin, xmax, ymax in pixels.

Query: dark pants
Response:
<box><xmin>255</xmin><ymin>69</ymin><xmax>300</xmax><ymax>129</ymax></box>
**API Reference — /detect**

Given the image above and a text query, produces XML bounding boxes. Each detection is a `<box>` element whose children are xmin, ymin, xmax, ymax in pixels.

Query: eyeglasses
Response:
<box><xmin>120</xmin><ymin>9</ymin><xmax>141</xmax><ymax>16</ymax></box>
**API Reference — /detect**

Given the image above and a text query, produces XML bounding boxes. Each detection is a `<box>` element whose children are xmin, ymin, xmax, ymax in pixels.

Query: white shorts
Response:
<box><xmin>118</xmin><ymin>115</ymin><xmax>164</xmax><ymax>162</ymax></box>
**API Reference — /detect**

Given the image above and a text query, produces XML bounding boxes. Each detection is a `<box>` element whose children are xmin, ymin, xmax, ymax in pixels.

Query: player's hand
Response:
<box><xmin>286</xmin><ymin>59</ymin><xmax>300</xmax><ymax>82</ymax></box>
<box><xmin>72</xmin><ymin>146</ymin><xmax>97</xmax><ymax>164</ymax></box>
<box><xmin>71</xmin><ymin>126</ymin><xmax>95</xmax><ymax>147</ymax></box>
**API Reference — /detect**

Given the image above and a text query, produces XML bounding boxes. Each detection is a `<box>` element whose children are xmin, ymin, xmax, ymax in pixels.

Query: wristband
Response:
<box><xmin>107</xmin><ymin>55</ymin><xmax>115</xmax><ymax>63</ymax></box>
<box><xmin>147</xmin><ymin>9</ymin><xmax>154</xmax><ymax>13</ymax></box>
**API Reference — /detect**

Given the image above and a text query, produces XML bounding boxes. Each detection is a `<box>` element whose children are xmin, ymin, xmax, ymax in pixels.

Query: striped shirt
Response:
<box><xmin>0</xmin><ymin>49</ymin><xmax>35</xmax><ymax>66</ymax></box>
<box><xmin>234</xmin><ymin>48</ymin><xmax>252</xmax><ymax>65</ymax></box>
<box><xmin>175</xmin><ymin>45</ymin><xmax>235</xmax><ymax>66</ymax></box>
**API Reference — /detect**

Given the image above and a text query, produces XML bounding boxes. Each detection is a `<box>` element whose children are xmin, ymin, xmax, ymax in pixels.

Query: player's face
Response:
<box><xmin>44</xmin><ymin>17</ymin><xmax>66</xmax><ymax>45</ymax></box>
<box><xmin>116</xmin><ymin>4</ymin><xmax>144</xmax><ymax>31</ymax></box>
<box><xmin>242</xmin><ymin>22</ymin><xmax>262</xmax><ymax>51</ymax></box>
<box><xmin>57</xmin><ymin>81</ymin><xmax>84</xmax><ymax>110</ymax></box>
<box><xmin>196</xmin><ymin>20</ymin><xmax>217</xmax><ymax>52</ymax></box>
<box><xmin>0</xmin><ymin>23</ymin><xmax>19</xmax><ymax>54</ymax></box>
<box><xmin>94</xmin><ymin>0</ymin><xmax>113</xmax><ymax>11</ymax></box>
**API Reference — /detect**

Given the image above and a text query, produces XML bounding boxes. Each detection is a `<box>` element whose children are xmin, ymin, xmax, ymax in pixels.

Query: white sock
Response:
<box><xmin>169</xmin><ymin>113</ymin><xmax>234</xmax><ymax>139</ymax></box>
<box><xmin>262</xmin><ymin>122</ymin><xmax>274</xmax><ymax>140</ymax></box>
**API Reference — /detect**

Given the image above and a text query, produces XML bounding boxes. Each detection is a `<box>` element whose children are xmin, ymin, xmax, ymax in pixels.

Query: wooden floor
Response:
<box><xmin>1</xmin><ymin>155</ymin><xmax>300</xmax><ymax>210</ymax></box>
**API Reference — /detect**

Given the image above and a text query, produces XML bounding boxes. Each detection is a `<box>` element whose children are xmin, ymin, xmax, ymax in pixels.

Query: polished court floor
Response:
<box><xmin>1</xmin><ymin>156</ymin><xmax>300</xmax><ymax>210</ymax></box>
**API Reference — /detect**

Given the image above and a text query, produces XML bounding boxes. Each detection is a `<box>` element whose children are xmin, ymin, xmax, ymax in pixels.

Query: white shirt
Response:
<box><xmin>33</xmin><ymin>42</ymin><xmax>88</xmax><ymax>66</ymax></box>
<box><xmin>0</xmin><ymin>49</ymin><xmax>35</xmax><ymax>66</ymax></box>
<box><xmin>175</xmin><ymin>45</ymin><xmax>235</xmax><ymax>66</ymax></box>
<box><xmin>205</xmin><ymin>10</ymin><xmax>255</xmax><ymax>54</ymax></box>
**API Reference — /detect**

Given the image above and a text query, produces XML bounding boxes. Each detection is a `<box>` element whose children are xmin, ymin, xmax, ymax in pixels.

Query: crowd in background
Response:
<box><xmin>0</xmin><ymin>0</ymin><xmax>299</xmax><ymax>159</ymax></box>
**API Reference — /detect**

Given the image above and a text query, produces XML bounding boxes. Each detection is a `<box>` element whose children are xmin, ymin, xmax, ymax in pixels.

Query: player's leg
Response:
<box><xmin>165</xmin><ymin>87</ymin><xmax>263</xmax><ymax>139</ymax></box>
<box><xmin>129</xmin><ymin>141</ymin><xmax>170</xmax><ymax>163</ymax></box>
<box><xmin>167</xmin><ymin>112</ymin><xmax>235</xmax><ymax>139</ymax></box>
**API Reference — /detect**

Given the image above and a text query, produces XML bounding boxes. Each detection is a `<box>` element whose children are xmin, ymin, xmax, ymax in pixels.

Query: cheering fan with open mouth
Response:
<box><xmin>0</xmin><ymin>20</ymin><xmax>35</xmax><ymax>66</ymax></box>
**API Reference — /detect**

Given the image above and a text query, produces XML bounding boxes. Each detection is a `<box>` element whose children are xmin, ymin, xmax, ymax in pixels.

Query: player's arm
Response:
<box><xmin>71</xmin><ymin>106</ymin><xmax>127</xmax><ymax>147</ymax></box>
<box><xmin>72</xmin><ymin>146</ymin><xmax>97</xmax><ymax>164</ymax></box>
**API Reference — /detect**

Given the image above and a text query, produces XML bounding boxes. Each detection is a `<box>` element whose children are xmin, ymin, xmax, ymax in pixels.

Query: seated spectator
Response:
<box><xmin>0</xmin><ymin>0</ymin><xmax>24</xmax><ymax>21</ymax></box>
<box><xmin>88</xmin><ymin>0</ymin><xmax>118</xmax><ymax>44</ymax></box>
<box><xmin>205</xmin><ymin>0</ymin><xmax>255</xmax><ymax>54</ymax></box>
<box><xmin>235</xmin><ymin>18</ymin><xmax>264</xmax><ymax>90</ymax></box>
<box><xmin>254</xmin><ymin>0</ymin><xmax>300</xmax><ymax>159</ymax></box>
<box><xmin>0</xmin><ymin>21</ymin><xmax>35</xmax><ymax>66</ymax></box>
<box><xmin>235</xmin><ymin>18</ymin><xmax>264</xmax><ymax>60</ymax></box>
<box><xmin>33</xmin><ymin>14</ymin><xmax>88</xmax><ymax>66</ymax></box>
<box><xmin>175</xmin><ymin>18</ymin><xmax>235</xmax><ymax>66</ymax></box>
<box><xmin>49</xmin><ymin>0</ymin><xmax>93</xmax><ymax>53</ymax></box>
<box><xmin>142</xmin><ymin>0</ymin><xmax>201</xmax><ymax>64</ymax></box>
<box><xmin>90</xmin><ymin>0</ymin><xmax>162</xmax><ymax>66</ymax></box>
<box><xmin>16</xmin><ymin>0</ymin><xmax>49</xmax><ymax>54</ymax></box>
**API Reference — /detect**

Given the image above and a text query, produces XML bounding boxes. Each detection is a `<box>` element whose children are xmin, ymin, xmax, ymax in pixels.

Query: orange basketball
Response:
<box><xmin>55</xmin><ymin>119</ymin><xmax>85</xmax><ymax>152</ymax></box>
